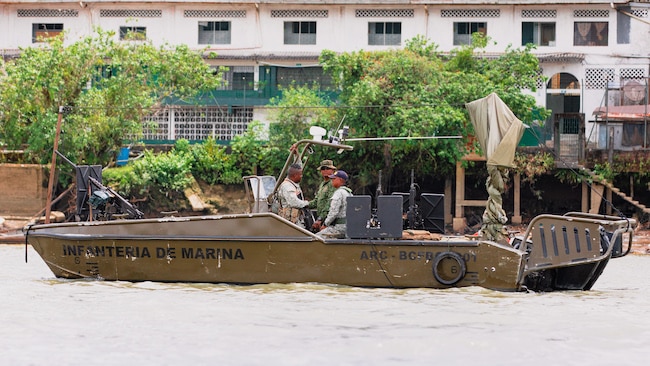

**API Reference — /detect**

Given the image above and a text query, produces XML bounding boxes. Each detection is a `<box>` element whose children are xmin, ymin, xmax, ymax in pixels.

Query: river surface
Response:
<box><xmin>1</xmin><ymin>244</ymin><xmax>649</xmax><ymax>365</ymax></box>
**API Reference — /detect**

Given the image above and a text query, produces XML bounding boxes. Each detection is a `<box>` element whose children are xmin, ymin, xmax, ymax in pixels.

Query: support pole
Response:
<box><xmin>453</xmin><ymin>161</ymin><xmax>466</xmax><ymax>232</ymax></box>
<box><xmin>45</xmin><ymin>107</ymin><xmax>64</xmax><ymax>224</ymax></box>
<box><xmin>511</xmin><ymin>173</ymin><xmax>522</xmax><ymax>224</ymax></box>
<box><xmin>590</xmin><ymin>184</ymin><xmax>605</xmax><ymax>214</ymax></box>
<box><xmin>581</xmin><ymin>181</ymin><xmax>589</xmax><ymax>212</ymax></box>
<box><xmin>444</xmin><ymin>177</ymin><xmax>453</xmax><ymax>226</ymax></box>
<box><xmin>606</xmin><ymin>187</ymin><xmax>613</xmax><ymax>215</ymax></box>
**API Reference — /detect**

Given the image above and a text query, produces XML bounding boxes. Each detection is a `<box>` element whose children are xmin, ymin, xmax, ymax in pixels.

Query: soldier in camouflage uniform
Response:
<box><xmin>317</xmin><ymin>170</ymin><xmax>352</xmax><ymax>239</ymax></box>
<box><xmin>277</xmin><ymin>163</ymin><xmax>309</xmax><ymax>225</ymax></box>
<box><xmin>310</xmin><ymin>159</ymin><xmax>337</xmax><ymax>232</ymax></box>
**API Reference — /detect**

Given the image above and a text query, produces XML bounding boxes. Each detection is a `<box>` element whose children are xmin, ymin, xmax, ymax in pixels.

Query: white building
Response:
<box><xmin>1</xmin><ymin>0</ymin><xmax>649</xmax><ymax>147</ymax></box>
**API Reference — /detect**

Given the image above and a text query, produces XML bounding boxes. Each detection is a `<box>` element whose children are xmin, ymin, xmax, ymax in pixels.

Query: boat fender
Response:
<box><xmin>432</xmin><ymin>251</ymin><xmax>466</xmax><ymax>286</ymax></box>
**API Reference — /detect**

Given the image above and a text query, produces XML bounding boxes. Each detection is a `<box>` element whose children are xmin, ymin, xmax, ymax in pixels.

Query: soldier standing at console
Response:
<box><xmin>310</xmin><ymin>159</ymin><xmax>337</xmax><ymax>232</ymax></box>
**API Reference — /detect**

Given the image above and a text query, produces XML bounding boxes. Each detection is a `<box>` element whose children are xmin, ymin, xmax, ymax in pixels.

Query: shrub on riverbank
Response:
<box><xmin>102</xmin><ymin>135</ymin><xmax>251</xmax><ymax>213</ymax></box>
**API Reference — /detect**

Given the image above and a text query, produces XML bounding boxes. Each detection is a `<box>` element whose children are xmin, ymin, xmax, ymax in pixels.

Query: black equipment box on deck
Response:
<box><xmin>346</xmin><ymin>195</ymin><xmax>403</xmax><ymax>239</ymax></box>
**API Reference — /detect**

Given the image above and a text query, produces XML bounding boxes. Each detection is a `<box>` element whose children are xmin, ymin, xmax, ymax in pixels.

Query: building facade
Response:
<box><xmin>1</xmin><ymin>0</ymin><xmax>649</xmax><ymax>146</ymax></box>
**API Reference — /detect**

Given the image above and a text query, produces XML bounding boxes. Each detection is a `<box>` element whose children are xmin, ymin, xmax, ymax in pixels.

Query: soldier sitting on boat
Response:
<box><xmin>277</xmin><ymin>163</ymin><xmax>310</xmax><ymax>225</ymax></box>
<box><xmin>317</xmin><ymin>170</ymin><xmax>352</xmax><ymax>239</ymax></box>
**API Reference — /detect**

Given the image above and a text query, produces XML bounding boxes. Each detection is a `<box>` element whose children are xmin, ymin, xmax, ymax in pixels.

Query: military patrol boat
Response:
<box><xmin>26</xmin><ymin>94</ymin><xmax>636</xmax><ymax>291</ymax></box>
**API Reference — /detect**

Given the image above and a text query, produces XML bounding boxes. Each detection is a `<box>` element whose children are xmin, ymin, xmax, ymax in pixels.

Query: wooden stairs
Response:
<box><xmin>582</xmin><ymin>168</ymin><xmax>650</xmax><ymax>215</ymax></box>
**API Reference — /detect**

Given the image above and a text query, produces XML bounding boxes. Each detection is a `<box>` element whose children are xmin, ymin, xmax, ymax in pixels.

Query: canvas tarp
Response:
<box><xmin>466</xmin><ymin>93</ymin><xmax>527</xmax><ymax>243</ymax></box>
<box><xmin>466</xmin><ymin>93</ymin><xmax>527</xmax><ymax>167</ymax></box>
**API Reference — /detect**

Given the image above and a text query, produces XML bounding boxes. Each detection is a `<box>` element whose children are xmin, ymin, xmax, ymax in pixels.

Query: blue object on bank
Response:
<box><xmin>117</xmin><ymin>147</ymin><xmax>130</xmax><ymax>166</ymax></box>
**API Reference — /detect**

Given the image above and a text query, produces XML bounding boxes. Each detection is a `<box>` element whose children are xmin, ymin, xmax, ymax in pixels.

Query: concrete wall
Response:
<box><xmin>0</xmin><ymin>164</ymin><xmax>47</xmax><ymax>217</ymax></box>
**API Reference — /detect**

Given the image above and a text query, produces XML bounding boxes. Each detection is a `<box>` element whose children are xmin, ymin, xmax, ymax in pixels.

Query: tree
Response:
<box><xmin>261</xmin><ymin>85</ymin><xmax>338</xmax><ymax>193</ymax></box>
<box><xmin>319</xmin><ymin>35</ymin><xmax>549</xmax><ymax>191</ymax></box>
<box><xmin>267</xmin><ymin>83</ymin><xmax>337</xmax><ymax>145</ymax></box>
<box><xmin>0</xmin><ymin>29</ymin><xmax>220</xmax><ymax>175</ymax></box>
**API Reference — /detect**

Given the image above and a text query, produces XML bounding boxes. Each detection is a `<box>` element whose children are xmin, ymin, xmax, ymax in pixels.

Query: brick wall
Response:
<box><xmin>0</xmin><ymin>164</ymin><xmax>47</xmax><ymax>217</ymax></box>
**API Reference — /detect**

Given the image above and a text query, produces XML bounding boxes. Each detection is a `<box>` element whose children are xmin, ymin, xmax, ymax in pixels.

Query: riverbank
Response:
<box><xmin>0</xmin><ymin>216</ymin><xmax>30</xmax><ymax>244</ymax></box>
<box><xmin>630</xmin><ymin>227</ymin><xmax>650</xmax><ymax>254</ymax></box>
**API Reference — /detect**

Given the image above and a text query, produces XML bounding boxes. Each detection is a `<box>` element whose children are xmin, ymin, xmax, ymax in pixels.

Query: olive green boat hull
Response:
<box><xmin>26</xmin><ymin>212</ymin><xmax>632</xmax><ymax>291</ymax></box>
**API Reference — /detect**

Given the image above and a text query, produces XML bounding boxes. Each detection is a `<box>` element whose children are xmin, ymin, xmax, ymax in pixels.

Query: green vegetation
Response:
<box><xmin>513</xmin><ymin>151</ymin><xmax>555</xmax><ymax>183</ymax></box>
<box><xmin>260</xmin><ymin>85</ymin><xmax>338</xmax><ymax>191</ymax></box>
<box><xmin>187</xmin><ymin>137</ymin><xmax>238</xmax><ymax>185</ymax></box>
<box><xmin>103</xmin><ymin>141</ymin><xmax>194</xmax><ymax>209</ymax></box>
<box><xmin>3</xmin><ymin>33</ymin><xmax>555</xmax><ymax>207</ymax></box>
<box><xmin>102</xmin><ymin>120</ymin><xmax>269</xmax><ymax>200</ymax></box>
<box><xmin>0</xmin><ymin>29</ymin><xmax>220</xmax><ymax>182</ymax></box>
<box><xmin>317</xmin><ymin>34</ymin><xmax>548</xmax><ymax>189</ymax></box>
<box><xmin>512</xmin><ymin>151</ymin><xmax>555</xmax><ymax>199</ymax></box>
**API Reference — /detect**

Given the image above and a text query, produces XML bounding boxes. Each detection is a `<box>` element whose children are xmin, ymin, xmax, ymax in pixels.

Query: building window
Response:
<box><xmin>522</xmin><ymin>22</ymin><xmax>556</xmax><ymax>46</ymax></box>
<box><xmin>215</xmin><ymin>66</ymin><xmax>255</xmax><ymax>91</ymax></box>
<box><xmin>453</xmin><ymin>22</ymin><xmax>486</xmax><ymax>45</ymax></box>
<box><xmin>284</xmin><ymin>21</ymin><xmax>316</xmax><ymax>45</ymax></box>
<box><xmin>119</xmin><ymin>26</ymin><xmax>146</xmax><ymax>41</ymax></box>
<box><xmin>198</xmin><ymin>21</ymin><xmax>231</xmax><ymax>45</ymax></box>
<box><xmin>32</xmin><ymin>23</ymin><xmax>63</xmax><ymax>43</ymax></box>
<box><xmin>574</xmin><ymin>22</ymin><xmax>608</xmax><ymax>46</ymax></box>
<box><xmin>368</xmin><ymin>22</ymin><xmax>401</xmax><ymax>45</ymax></box>
<box><xmin>232</xmin><ymin>72</ymin><xmax>254</xmax><ymax>90</ymax></box>
<box><xmin>276</xmin><ymin>66</ymin><xmax>333</xmax><ymax>90</ymax></box>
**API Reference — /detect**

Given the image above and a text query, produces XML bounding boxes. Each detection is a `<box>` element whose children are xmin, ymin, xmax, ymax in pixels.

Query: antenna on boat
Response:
<box><xmin>367</xmin><ymin>170</ymin><xmax>382</xmax><ymax>229</ymax></box>
<box><xmin>376</xmin><ymin>170</ymin><xmax>383</xmax><ymax>198</ymax></box>
<box><xmin>326</xmin><ymin>115</ymin><xmax>351</xmax><ymax>153</ymax></box>
<box><xmin>328</xmin><ymin>114</ymin><xmax>347</xmax><ymax>143</ymax></box>
<box><xmin>344</xmin><ymin>135</ymin><xmax>462</xmax><ymax>142</ymax></box>
<box><xmin>407</xmin><ymin>169</ymin><xmax>418</xmax><ymax>230</ymax></box>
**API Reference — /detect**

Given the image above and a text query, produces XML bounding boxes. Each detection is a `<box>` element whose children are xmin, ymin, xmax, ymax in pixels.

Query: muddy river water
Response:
<box><xmin>1</xmin><ymin>244</ymin><xmax>649</xmax><ymax>365</ymax></box>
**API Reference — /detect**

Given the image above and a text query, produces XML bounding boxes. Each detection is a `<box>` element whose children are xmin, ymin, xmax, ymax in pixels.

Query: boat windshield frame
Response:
<box><xmin>269</xmin><ymin>139</ymin><xmax>353</xmax><ymax>200</ymax></box>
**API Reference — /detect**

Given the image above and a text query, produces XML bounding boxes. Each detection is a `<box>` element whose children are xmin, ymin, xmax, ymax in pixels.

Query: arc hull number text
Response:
<box><xmin>360</xmin><ymin>250</ymin><xmax>476</xmax><ymax>262</ymax></box>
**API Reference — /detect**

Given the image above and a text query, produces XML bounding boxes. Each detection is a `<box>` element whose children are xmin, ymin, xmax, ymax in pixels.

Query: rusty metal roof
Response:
<box><xmin>536</xmin><ymin>53</ymin><xmax>585</xmax><ymax>63</ymax></box>
<box><xmin>202</xmin><ymin>49</ymin><xmax>586</xmax><ymax>64</ymax></box>
<box><xmin>203</xmin><ymin>50</ymin><xmax>322</xmax><ymax>61</ymax></box>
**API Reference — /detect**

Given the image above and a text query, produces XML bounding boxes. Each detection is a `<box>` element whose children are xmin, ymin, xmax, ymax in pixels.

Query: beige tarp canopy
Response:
<box><xmin>466</xmin><ymin>93</ymin><xmax>527</xmax><ymax>243</ymax></box>
<box><xmin>466</xmin><ymin>93</ymin><xmax>526</xmax><ymax>167</ymax></box>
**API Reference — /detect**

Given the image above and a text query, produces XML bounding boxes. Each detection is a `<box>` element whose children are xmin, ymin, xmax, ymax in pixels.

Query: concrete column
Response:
<box><xmin>606</xmin><ymin>187</ymin><xmax>613</xmax><ymax>215</ymax></box>
<box><xmin>590</xmin><ymin>184</ymin><xmax>604</xmax><ymax>214</ymax></box>
<box><xmin>453</xmin><ymin>161</ymin><xmax>466</xmax><ymax>232</ymax></box>
<box><xmin>444</xmin><ymin>177</ymin><xmax>452</xmax><ymax>226</ymax></box>
<box><xmin>581</xmin><ymin>181</ymin><xmax>589</xmax><ymax>212</ymax></box>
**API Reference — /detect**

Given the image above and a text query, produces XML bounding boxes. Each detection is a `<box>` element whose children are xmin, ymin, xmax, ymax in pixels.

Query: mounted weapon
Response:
<box><xmin>407</xmin><ymin>169</ymin><xmax>418</xmax><ymax>230</ymax></box>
